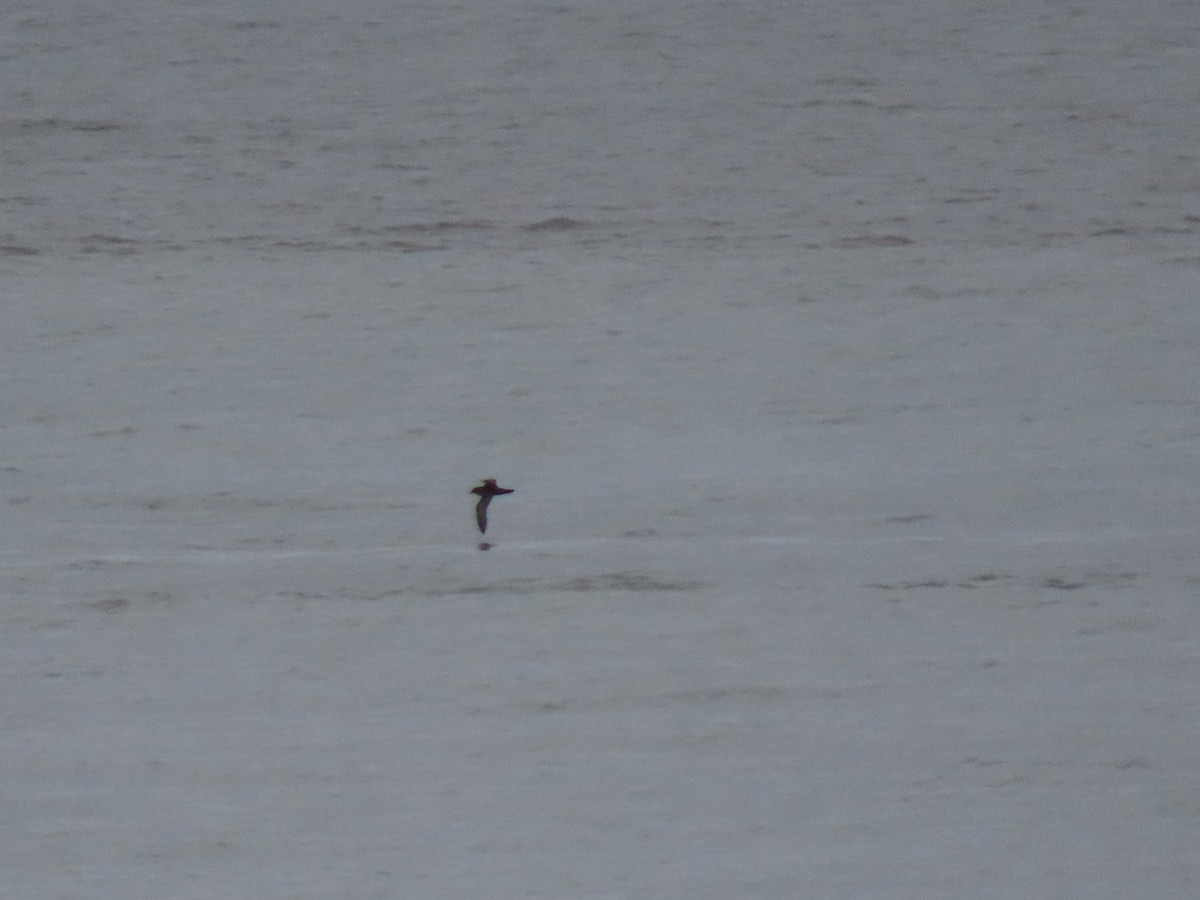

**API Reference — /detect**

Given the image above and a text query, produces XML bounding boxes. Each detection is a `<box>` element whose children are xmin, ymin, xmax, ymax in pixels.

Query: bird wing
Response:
<box><xmin>475</xmin><ymin>495</ymin><xmax>492</xmax><ymax>533</ymax></box>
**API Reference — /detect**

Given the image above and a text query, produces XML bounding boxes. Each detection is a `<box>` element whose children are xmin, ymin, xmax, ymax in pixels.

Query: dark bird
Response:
<box><xmin>470</xmin><ymin>479</ymin><xmax>514</xmax><ymax>534</ymax></box>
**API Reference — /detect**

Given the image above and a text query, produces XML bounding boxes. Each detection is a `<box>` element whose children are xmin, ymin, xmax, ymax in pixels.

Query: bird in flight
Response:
<box><xmin>471</xmin><ymin>479</ymin><xmax>514</xmax><ymax>534</ymax></box>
